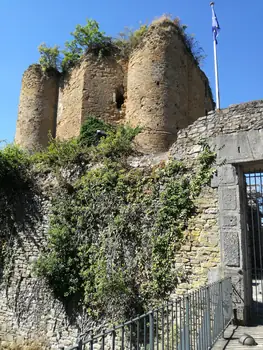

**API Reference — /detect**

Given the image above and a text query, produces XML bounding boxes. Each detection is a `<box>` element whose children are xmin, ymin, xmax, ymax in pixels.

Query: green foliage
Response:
<box><xmin>38</xmin><ymin>19</ymin><xmax>113</xmax><ymax>72</ymax></box>
<box><xmin>61</xmin><ymin>19</ymin><xmax>113</xmax><ymax>70</ymax></box>
<box><xmin>0</xmin><ymin>144</ymin><xmax>30</xmax><ymax>193</ymax></box>
<box><xmin>0</xmin><ymin>144</ymin><xmax>38</xmax><ymax>282</ymax></box>
<box><xmin>38</xmin><ymin>43</ymin><xmax>61</xmax><ymax>71</ymax></box>
<box><xmin>37</xmin><ymin>16</ymin><xmax>205</xmax><ymax>72</ymax></box>
<box><xmin>79</xmin><ymin>116</ymin><xmax>113</xmax><ymax>147</ymax></box>
<box><xmin>115</xmin><ymin>24</ymin><xmax>148</xmax><ymax>57</ymax></box>
<box><xmin>191</xmin><ymin>140</ymin><xmax>217</xmax><ymax>196</ymax></box>
<box><xmin>31</xmin><ymin>137</ymin><xmax>86</xmax><ymax>170</ymax></box>
<box><xmin>0</xmin><ymin>129</ymin><xmax>215</xmax><ymax>323</ymax></box>
<box><xmin>35</xmin><ymin>137</ymin><xmax>216</xmax><ymax>321</ymax></box>
<box><xmin>32</xmin><ymin>120</ymin><xmax>140</xmax><ymax>171</ymax></box>
<box><xmin>71</xmin><ymin>19</ymin><xmax>112</xmax><ymax>56</ymax></box>
<box><xmin>61</xmin><ymin>40</ymin><xmax>82</xmax><ymax>71</ymax></box>
<box><xmin>94</xmin><ymin>125</ymin><xmax>141</xmax><ymax>160</ymax></box>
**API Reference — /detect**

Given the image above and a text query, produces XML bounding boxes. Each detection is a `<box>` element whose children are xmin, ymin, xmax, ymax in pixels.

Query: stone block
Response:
<box><xmin>219</xmin><ymin>187</ymin><xmax>237</xmax><ymax>211</ymax></box>
<box><xmin>221</xmin><ymin>215</ymin><xmax>238</xmax><ymax>227</ymax></box>
<box><xmin>223</xmin><ymin>230</ymin><xmax>240</xmax><ymax>267</ymax></box>
<box><xmin>218</xmin><ymin>165</ymin><xmax>237</xmax><ymax>185</ymax></box>
<box><xmin>214</xmin><ymin>130</ymin><xmax>263</xmax><ymax>164</ymax></box>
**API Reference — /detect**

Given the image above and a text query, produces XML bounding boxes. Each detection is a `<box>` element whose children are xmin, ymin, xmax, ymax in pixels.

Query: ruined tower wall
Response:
<box><xmin>187</xmin><ymin>62</ymin><xmax>214</xmax><ymax>124</ymax></box>
<box><xmin>15</xmin><ymin>65</ymin><xmax>59</xmax><ymax>151</ymax></box>
<box><xmin>56</xmin><ymin>56</ymin><xmax>126</xmax><ymax>141</ymax></box>
<box><xmin>56</xmin><ymin>63</ymin><xmax>85</xmax><ymax>140</ymax></box>
<box><xmin>81</xmin><ymin>55</ymin><xmax>126</xmax><ymax>125</ymax></box>
<box><xmin>125</xmin><ymin>21</ymin><xmax>181</xmax><ymax>153</ymax></box>
<box><xmin>125</xmin><ymin>19</ymin><xmax>214</xmax><ymax>153</ymax></box>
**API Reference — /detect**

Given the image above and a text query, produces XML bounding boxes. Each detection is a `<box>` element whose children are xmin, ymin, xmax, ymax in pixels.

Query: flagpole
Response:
<box><xmin>210</xmin><ymin>2</ymin><xmax>220</xmax><ymax>109</ymax></box>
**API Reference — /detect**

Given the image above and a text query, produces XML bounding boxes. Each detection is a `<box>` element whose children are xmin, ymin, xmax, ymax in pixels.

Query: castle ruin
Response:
<box><xmin>15</xmin><ymin>19</ymin><xmax>214</xmax><ymax>153</ymax></box>
<box><xmin>3</xmin><ymin>13</ymin><xmax>263</xmax><ymax>350</ymax></box>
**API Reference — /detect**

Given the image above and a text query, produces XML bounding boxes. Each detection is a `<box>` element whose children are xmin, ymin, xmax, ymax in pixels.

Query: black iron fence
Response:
<box><xmin>67</xmin><ymin>278</ymin><xmax>232</xmax><ymax>350</ymax></box>
<box><xmin>245</xmin><ymin>171</ymin><xmax>263</xmax><ymax>317</ymax></box>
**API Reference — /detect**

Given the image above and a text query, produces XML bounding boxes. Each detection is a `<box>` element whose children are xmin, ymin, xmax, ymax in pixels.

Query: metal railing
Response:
<box><xmin>66</xmin><ymin>278</ymin><xmax>232</xmax><ymax>350</ymax></box>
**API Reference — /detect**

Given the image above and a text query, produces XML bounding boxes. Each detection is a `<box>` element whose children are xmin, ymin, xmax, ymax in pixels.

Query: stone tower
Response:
<box><xmin>56</xmin><ymin>55</ymin><xmax>126</xmax><ymax>140</ymax></box>
<box><xmin>125</xmin><ymin>18</ymin><xmax>214</xmax><ymax>153</ymax></box>
<box><xmin>15</xmin><ymin>18</ymin><xmax>214</xmax><ymax>153</ymax></box>
<box><xmin>15</xmin><ymin>65</ymin><xmax>60</xmax><ymax>151</ymax></box>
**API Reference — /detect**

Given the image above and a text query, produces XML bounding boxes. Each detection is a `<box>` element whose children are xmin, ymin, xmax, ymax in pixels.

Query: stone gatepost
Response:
<box><xmin>210</xmin><ymin>130</ymin><xmax>263</xmax><ymax>324</ymax></box>
<box><xmin>213</xmin><ymin>164</ymin><xmax>251</xmax><ymax>323</ymax></box>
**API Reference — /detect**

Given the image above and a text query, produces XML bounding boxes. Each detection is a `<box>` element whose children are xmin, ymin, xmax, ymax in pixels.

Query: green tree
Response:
<box><xmin>60</xmin><ymin>19</ymin><xmax>113</xmax><ymax>71</ymax></box>
<box><xmin>71</xmin><ymin>19</ymin><xmax>109</xmax><ymax>49</ymax></box>
<box><xmin>38</xmin><ymin>43</ymin><xmax>61</xmax><ymax>71</ymax></box>
<box><xmin>61</xmin><ymin>40</ymin><xmax>82</xmax><ymax>71</ymax></box>
<box><xmin>71</xmin><ymin>19</ymin><xmax>112</xmax><ymax>56</ymax></box>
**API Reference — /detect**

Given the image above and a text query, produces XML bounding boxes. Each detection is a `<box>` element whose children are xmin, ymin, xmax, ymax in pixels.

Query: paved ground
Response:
<box><xmin>213</xmin><ymin>324</ymin><xmax>263</xmax><ymax>349</ymax></box>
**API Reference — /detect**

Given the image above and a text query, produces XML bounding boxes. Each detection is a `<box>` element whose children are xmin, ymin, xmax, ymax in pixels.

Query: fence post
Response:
<box><xmin>102</xmin><ymin>329</ymin><xmax>105</xmax><ymax>350</ymax></box>
<box><xmin>112</xmin><ymin>325</ymin><xmax>116</xmax><ymax>350</ymax></box>
<box><xmin>205</xmin><ymin>287</ymin><xmax>212</xmax><ymax>348</ymax></box>
<box><xmin>185</xmin><ymin>296</ymin><xmax>191</xmax><ymax>350</ymax></box>
<box><xmin>77</xmin><ymin>338</ymin><xmax>83</xmax><ymax>350</ymax></box>
<box><xmin>121</xmin><ymin>323</ymin><xmax>125</xmax><ymax>350</ymax></box>
<box><xmin>90</xmin><ymin>329</ymin><xmax>93</xmax><ymax>350</ymax></box>
<box><xmin>220</xmin><ymin>280</ymin><xmax>224</xmax><ymax>333</ymax></box>
<box><xmin>130</xmin><ymin>319</ymin><xmax>133</xmax><ymax>350</ymax></box>
<box><xmin>137</xmin><ymin>315</ymin><xmax>140</xmax><ymax>350</ymax></box>
<box><xmin>149</xmin><ymin>310</ymin><xmax>154</xmax><ymax>350</ymax></box>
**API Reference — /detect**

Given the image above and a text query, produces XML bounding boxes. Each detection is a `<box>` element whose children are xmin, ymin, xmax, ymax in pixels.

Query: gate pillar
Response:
<box><xmin>211</xmin><ymin>130</ymin><xmax>259</xmax><ymax>324</ymax></box>
<box><xmin>215</xmin><ymin>164</ymin><xmax>249</xmax><ymax>323</ymax></box>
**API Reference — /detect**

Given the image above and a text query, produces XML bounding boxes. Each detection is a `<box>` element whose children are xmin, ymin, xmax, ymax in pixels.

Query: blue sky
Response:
<box><xmin>0</xmin><ymin>0</ymin><xmax>262</xmax><ymax>143</ymax></box>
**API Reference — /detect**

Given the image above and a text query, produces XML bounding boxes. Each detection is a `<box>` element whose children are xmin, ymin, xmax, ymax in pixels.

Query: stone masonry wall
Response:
<box><xmin>0</xmin><ymin>178</ymin><xmax>81</xmax><ymax>349</ymax></box>
<box><xmin>170</xmin><ymin>99</ymin><xmax>263</xmax><ymax>322</ymax></box>
<box><xmin>81</xmin><ymin>55</ymin><xmax>126</xmax><ymax>125</ymax></box>
<box><xmin>15</xmin><ymin>65</ymin><xmax>60</xmax><ymax>151</ymax></box>
<box><xmin>128</xmin><ymin>152</ymin><xmax>220</xmax><ymax>294</ymax></box>
<box><xmin>188</xmin><ymin>61</ymin><xmax>214</xmax><ymax>124</ymax></box>
<box><xmin>4</xmin><ymin>97</ymin><xmax>263</xmax><ymax>347</ymax></box>
<box><xmin>56</xmin><ymin>56</ymin><xmax>126</xmax><ymax>141</ymax></box>
<box><xmin>174</xmin><ymin>187</ymin><xmax>220</xmax><ymax>295</ymax></box>
<box><xmin>0</xmin><ymin>150</ymin><xmax>221</xmax><ymax>348</ymax></box>
<box><xmin>170</xmin><ymin>100</ymin><xmax>263</xmax><ymax>162</ymax></box>
<box><xmin>125</xmin><ymin>18</ymin><xmax>214</xmax><ymax>153</ymax></box>
<box><xmin>56</xmin><ymin>63</ymin><xmax>85</xmax><ymax>140</ymax></box>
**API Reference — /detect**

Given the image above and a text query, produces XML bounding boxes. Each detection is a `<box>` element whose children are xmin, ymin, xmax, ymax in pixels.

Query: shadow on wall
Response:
<box><xmin>0</xmin><ymin>167</ymin><xmax>86</xmax><ymax>330</ymax></box>
<box><xmin>0</xmin><ymin>167</ymin><xmax>43</xmax><ymax>320</ymax></box>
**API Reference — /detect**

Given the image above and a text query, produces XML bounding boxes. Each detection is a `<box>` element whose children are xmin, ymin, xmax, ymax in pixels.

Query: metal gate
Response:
<box><xmin>245</xmin><ymin>171</ymin><xmax>263</xmax><ymax>317</ymax></box>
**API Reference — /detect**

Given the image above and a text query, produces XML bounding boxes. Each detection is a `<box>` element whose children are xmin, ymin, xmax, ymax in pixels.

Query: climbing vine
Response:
<box><xmin>0</xmin><ymin>122</ymin><xmax>216</xmax><ymax>322</ymax></box>
<box><xmin>0</xmin><ymin>144</ymin><xmax>39</xmax><ymax>282</ymax></box>
<box><xmin>34</xmin><ymin>129</ymin><xmax>216</xmax><ymax>320</ymax></box>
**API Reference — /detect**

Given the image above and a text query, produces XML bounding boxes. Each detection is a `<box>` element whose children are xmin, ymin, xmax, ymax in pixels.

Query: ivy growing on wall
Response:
<box><xmin>33</xmin><ymin>123</ymin><xmax>215</xmax><ymax>321</ymax></box>
<box><xmin>0</xmin><ymin>120</ymin><xmax>216</xmax><ymax>322</ymax></box>
<box><xmin>0</xmin><ymin>144</ymin><xmax>39</xmax><ymax>282</ymax></box>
